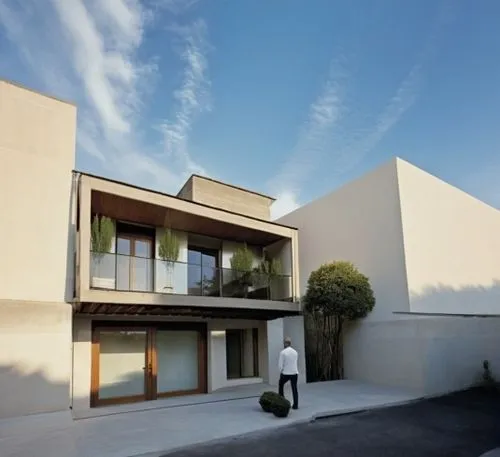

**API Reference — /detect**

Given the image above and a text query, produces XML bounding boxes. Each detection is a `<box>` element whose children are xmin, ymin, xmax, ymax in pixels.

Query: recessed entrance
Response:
<box><xmin>91</xmin><ymin>322</ymin><xmax>207</xmax><ymax>407</ymax></box>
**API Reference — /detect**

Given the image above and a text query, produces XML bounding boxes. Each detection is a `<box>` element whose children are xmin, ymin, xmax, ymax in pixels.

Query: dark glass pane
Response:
<box><xmin>201</xmin><ymin>252</ymin><xmax>217</xmax><ymax>267</ymax></box>
<box><xmin>201</xmin><ymin>266</ymin><xmax>218</xmax><ymax>296</ymax></box>
<box><xmin>134</xmin><ymin>240</ymin><xmax>151</xmax><ymax>258</ymax></box>
<box><xmin>117</xmin><ymin>237</ymin><xmax>131</xmax><ymax>255</ymax></box>
<box><xmin>226</xmin><ymin>330</ymin><xmax>242</xmax><ymax>379</ymax></box>
<box><xmin>188</xmin><ymin>250</ymin><xmax>202</xmax><ymax>265</ymax></box>
<box><xmin>187</xmin><ymin>264</ymin><xmax>202</xmax><ymax>295</ymax></box>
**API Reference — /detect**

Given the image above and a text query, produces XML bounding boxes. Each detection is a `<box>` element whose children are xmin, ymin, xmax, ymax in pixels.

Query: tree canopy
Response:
<box><xmin>303</xmin><ymin>261</ymin><xmax>375</xmax><ymax>319</ymax></box>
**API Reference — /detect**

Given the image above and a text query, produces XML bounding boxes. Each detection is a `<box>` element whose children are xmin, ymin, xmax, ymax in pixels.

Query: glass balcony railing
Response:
<box><xmin>90</xmin><ymin>252</ymin><xmax>294</xmax><ymax>302</ymax></box>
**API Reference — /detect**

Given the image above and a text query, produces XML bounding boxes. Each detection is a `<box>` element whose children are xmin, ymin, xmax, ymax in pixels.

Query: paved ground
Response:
<box><xmin>0</xmin><ymin>381</ymin><xmax>419</xmax><ymax>457</ymax></box>
<box><xmin>162</xmin><ymin>388</ymin><xmax>500</xmax><ymax>457</ymax></box>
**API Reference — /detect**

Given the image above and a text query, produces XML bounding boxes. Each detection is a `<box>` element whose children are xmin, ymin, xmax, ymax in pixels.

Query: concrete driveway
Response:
<box><xmin>161</xmin><ymin>388</ymin><xmax>500</xmax><ymax>457</ymax></box>
<box><xmin>0</xmin><ymin>380</ymin><xmax>419</xmax><ymax>457</ymax></box>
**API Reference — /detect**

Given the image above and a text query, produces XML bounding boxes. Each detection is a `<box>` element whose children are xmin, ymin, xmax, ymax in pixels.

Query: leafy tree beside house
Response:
<box><xmin>303</xmin><ymin>261</ymin><xmax>375</xmax><ymax>381</ymax></box>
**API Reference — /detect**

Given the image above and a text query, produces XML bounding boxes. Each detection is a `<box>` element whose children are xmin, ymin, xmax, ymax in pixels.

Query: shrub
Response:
<box><xmin>258</xmin><ymin>391</ymin><xmax>291</xmax><ymax>418</ymax></box>
<box><xmin>270</xmin><ymin>395</ymin><xmax>291</xmax><ymax>418</ymax></box>
<box><xmin>259</xmin><ymin>391</ymin><xmax>281</xmax><ymax>413</ymax></box>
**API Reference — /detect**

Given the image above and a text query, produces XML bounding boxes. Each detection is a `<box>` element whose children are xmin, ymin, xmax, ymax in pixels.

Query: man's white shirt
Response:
<box><xmin>278</xmin><ymin>346</ymin><xmax>299</xmax><ymax>375</ymax></box>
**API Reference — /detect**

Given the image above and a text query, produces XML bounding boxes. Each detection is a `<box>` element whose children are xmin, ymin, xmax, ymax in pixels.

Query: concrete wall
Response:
<box><xmin>345</xmin><ymin>315</ymin><xmax>500</xmax><ymax>395</ymax></box>
<box><xmin>0</xmin><ymin>80</ymin><xmax>76</xmax><ymax>303</ymax></box>
<box><xmin>188</xmin><ymin>175</ymin><xmax>274</xmax><ymax>220</ymax></box>
<box><xmin>397</xmin><ymin>159</ymin><xmax>500</xmax><ymax>315</ymax></box>
<box><xmin>0</xmin><ymin>301</ymin><xmax>72</xmax><ymax>419</ymax></box>
<box><xmin>279</xmin><ymin>158</ymin><xmax>410</xmax><ymax>322</ymax></box>
<box><xmin>0</xmin><ymin>80</ymin><xmax>76</xmax><ymax>419</ymax></box>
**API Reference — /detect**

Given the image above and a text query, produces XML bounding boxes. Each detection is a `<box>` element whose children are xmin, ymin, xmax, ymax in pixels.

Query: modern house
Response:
<box><xmin>0</xmin><ymin>79</ymin><xmax>305</xmax><ymax>419</ymax></box>
<box><xmin>279</xmin><ymin>157</ymin><xmax>500</xmax><ymax>396</ymax></box>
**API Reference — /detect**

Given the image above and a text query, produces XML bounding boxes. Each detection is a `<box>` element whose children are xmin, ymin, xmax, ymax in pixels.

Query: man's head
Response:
<box><xmin>284</xmin><ymin>337</ymin><xmax>292</xmax><ymax>348</ymax></box>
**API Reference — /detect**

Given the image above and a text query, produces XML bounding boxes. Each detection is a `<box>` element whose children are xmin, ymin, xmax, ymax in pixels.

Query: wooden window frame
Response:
<box><xmin>90</xmin><ymin>321</ymin><xmax>207</xmax><ymax>407</ymax></box>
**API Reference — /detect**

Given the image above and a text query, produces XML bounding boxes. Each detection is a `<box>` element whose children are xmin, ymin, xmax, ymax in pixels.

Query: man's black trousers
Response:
<box><xmin>278</xmin><ymin>373</ymin><xmax>298</xmax><ymax>409</ymax></box>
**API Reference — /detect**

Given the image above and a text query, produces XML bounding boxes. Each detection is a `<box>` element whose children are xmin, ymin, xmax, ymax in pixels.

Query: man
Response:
<box><xmin>278</xmin><ymin>337</ymin><xmax>299</xmax><ymax>410</ymax></box>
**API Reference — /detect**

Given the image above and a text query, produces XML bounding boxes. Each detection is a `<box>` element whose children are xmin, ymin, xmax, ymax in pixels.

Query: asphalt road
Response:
<box><xmin>163</xmin><ymin>388</ymin><xmax>500</xmax><ymax>457</ymax></box>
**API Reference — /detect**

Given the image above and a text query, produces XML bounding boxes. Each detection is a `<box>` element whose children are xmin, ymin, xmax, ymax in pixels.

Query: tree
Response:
<box><xmin>303</xmin><ymin>261</ymin><xmax>375</xmax><ymax>381</ymax></box>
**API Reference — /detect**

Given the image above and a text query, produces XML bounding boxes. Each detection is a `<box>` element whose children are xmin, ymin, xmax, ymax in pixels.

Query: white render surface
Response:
<box><xmin>0</xmin><ymin>380</ymin><xmax>420</xmax><ymax>457</ymax></box>
<box><xmin>279</xmin><ymin>157</ymin><xmax>500</xmax><ymax>395</ymax></box>
<box><xmin>397</xmin><ymin>160</ymin><xmax>500</xmax><ymax>315</ymax></box>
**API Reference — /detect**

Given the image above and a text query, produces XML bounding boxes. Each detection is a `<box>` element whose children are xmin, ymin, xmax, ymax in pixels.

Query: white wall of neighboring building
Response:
<box><xmin>279</xmin><ymin>158</ymin><xmax>411</xmax><ymax>322</ymax></box>
<box><xmin>397</xmin><ymin>159</ymin><xmax>500</xmax><ymax>315</ymax></box>
<box><xmin>0</xmin><ymin>81</ymin><xmax>76</xmax><ymax>419</ymax></box>
<box><xmin>279</xmin><ymin>157</ymin><xmax>500</xmax><ymax>395</ymax></box>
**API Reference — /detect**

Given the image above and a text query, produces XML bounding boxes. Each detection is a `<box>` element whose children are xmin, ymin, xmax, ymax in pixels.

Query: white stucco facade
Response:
<box><xmin>279</xmin><ymin>157</ymin><xmax>500</xmax><ymax>395</ymax></box>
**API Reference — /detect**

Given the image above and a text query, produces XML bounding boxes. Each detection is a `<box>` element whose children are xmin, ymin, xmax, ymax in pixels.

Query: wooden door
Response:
<box><xmin>91</xmin><ymin>326</ymin><xmax>154</xmax><ymax>406</ymax></box>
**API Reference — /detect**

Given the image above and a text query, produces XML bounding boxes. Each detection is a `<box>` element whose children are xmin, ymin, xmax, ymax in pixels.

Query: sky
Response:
<box><xmin>1</xmin><ymin>0</ymin><xmax>499</xmax><ymax>219</ymax></box>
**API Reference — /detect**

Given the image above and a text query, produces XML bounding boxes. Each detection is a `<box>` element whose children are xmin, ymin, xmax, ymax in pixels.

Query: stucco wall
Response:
<box><xmin>0</xmin><ymin>301</ymin><xmax>72</xmax><ymax>419</ymax></box>
<box><xmin>0</xmin><ymin>80</ymin><xmax>76</xmax><ymax>303</ymax></box>
<box><xmin>344</xmin><ymin>315</ymin><xmax>500</xmax><ymax>395</ymax></box>
<box><xmin>189</xmin><ymin>175</ymin><xmax>273</xmax><ymax>220</ymax></box>
<box><xmin>278</xmin><ymin>158</ymin><xmax>410</xmax><ymax>322</ymax></box>
<box><xmin>397</xmin><ymin>159</ymin><xmax>500</xmax><ymax>315</ymax></box>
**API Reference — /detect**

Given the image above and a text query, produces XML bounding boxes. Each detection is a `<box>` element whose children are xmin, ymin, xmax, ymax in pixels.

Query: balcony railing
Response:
<box><xmin>90</xmin><ymin>252</ymin><xmax>294</xmax><ymax>302</ymax></box>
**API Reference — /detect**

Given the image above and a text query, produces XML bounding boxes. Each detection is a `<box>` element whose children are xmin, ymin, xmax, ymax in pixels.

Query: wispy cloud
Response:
<box><xmin>270</xmin><ymin>1</ymin><xmax>455</xmax><ymax>220</ymax></box>
<box><xmin>160</xmin><ymin>19</ymin><xmax>211</xmax><ymax>179</ymax></box>
<box><xmin>270</xmin><ymin>61</ymin><xmax>346</xmax><ymax>219</ymax></box>
<box><xmin>330</xmin><ymin>1</ymin><xmax>455</xmax><ymax>173</ymax></box>
<box><xmin>0</xmin><ymin>0</ymin><xmax>209</xmax><ymax>193</ymax></box>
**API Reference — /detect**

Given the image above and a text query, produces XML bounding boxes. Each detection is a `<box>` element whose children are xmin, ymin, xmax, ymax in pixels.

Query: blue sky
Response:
<box><xmin>1</xmin><ymin>0</ymin><xmax>499</xmax><ymax>218</ymax></box>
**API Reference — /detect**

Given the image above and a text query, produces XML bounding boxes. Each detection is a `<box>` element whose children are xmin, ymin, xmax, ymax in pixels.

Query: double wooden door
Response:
<box><xmin>91</xmin><ymin>323</ymin><xmax>207</xmax><ymax>407</ymax></box>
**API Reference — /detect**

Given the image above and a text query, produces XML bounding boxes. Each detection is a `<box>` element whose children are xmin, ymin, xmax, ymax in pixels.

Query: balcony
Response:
<box><xmin>90</xmin><ymin>252</ymin><xmax>294</xmax><ymax>302</ymax></box>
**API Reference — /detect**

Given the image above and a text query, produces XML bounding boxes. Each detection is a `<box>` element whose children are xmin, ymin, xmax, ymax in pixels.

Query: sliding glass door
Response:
<box><xmin>91</xmin><ymin>323</ymin><xmax>206</xmax><ymax>407</ymax></box>
<box><xmin>116</xmin><ymin>235</ymin><xmax>154</xmax><ymax>292</ymax></box>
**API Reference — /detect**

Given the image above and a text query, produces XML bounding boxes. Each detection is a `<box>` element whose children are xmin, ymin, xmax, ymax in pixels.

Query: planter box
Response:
<box><xmin>91</xmin><ymin>277</ymin><xmax>116</xmax><ymax>289</ymax></box>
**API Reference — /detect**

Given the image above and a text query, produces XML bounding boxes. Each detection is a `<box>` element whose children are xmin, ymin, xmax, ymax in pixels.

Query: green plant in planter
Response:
<box><xmin>158</xmin><ymin>228</ymin><xmax>180</xmax><ymax>292</ymax></box>
<box><xmin>90</xmin><ymin>215</ymin><xmax>114</xmax><ymax>284</ymax></box>
<box><xmin>258</xmin><ymin>391</ymin><xmax>291</xmax><ymax>417</ymax></box>
<box><xmin>257</xmin><ymin>256</ymin><xmax>282</xmax><ymax>299</ymax></box>
<box><xmin>230</xmin><ymin>243</ymin><xmax>254</xmax><ymax>297</ymax></box>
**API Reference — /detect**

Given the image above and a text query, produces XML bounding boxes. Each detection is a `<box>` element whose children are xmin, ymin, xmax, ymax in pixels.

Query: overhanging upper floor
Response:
<box><xmin>74</xmin><ymin>172</ymin><xmax>301</xmax><ymax>316</ymax></box>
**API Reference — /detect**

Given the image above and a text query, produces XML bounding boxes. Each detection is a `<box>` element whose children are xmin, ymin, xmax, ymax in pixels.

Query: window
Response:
<box><xmin>187</xmin><ymin>247</ymin><xmax>220</xmax><ymax>296</ymax></box>
<box><xmin>115</xmin><ymin>222</ymin><xmax>155</xmax><ymax>292</ymax></box>
<box><xmin>226</xmin><ymin>329</ymin><xmax>259</xmax><ymax>379</ymax></box>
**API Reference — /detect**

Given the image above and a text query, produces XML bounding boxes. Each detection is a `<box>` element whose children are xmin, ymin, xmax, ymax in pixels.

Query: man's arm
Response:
<box><xmin>278</xmin><ymin>350</ymin><xmax>284</xmax><ymax>373</ymax></box>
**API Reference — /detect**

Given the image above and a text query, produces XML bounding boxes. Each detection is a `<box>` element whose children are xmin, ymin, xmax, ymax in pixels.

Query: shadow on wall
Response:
<box><xmin>64</xmin><ymin>175</ymin><xmax>78</xmax><ymax>303</ymax></box>
<box><xmin>0</xmin><ymin>364</ymin><xmax>71</xmax><ymax>420</ymax></box>
<box><xmin>409</xmin><ymin>280</ymin><xmax>500</xmax><ymax>315</ymax></box>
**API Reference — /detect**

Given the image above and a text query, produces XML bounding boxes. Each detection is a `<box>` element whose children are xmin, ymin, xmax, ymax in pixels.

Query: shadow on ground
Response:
<box><xmin>162</xmin><ymin>387</ymin><xmax>500</xmax><ymax>457</ymax></box>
